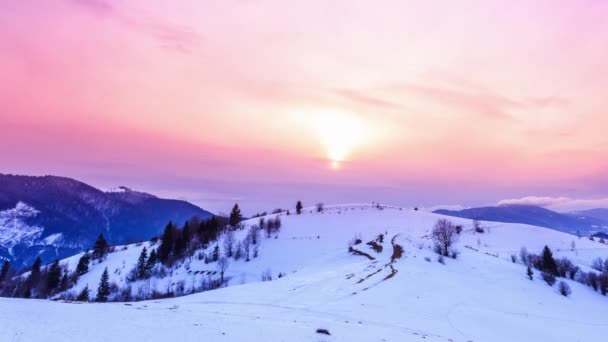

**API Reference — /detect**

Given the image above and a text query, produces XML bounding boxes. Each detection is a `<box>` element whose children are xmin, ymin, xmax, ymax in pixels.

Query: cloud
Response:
<box><xmin>69</xmin><ymin>0</ymin><xmax>202</xmax><ymax>54</ymax></box>
<box><xmin>334</xmin><ymin>88</ymin><xmax>402</xmax><ymax>110</ymax></box>
<box><xmin>70</xmin><ymin>0</ymin><xmax>114</xmax><ymax>15</ymax></box>
<box><xmin>497</xmin><ymin>196</ymin><xmax>608</xmax><ymax>212</ymax></box>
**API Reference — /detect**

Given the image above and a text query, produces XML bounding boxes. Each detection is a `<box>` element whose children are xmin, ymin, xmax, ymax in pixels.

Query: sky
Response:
<box><xmin>1</xmin><ymin>0</ymin><xmax>608</xmax><ymax>214</ymax></box>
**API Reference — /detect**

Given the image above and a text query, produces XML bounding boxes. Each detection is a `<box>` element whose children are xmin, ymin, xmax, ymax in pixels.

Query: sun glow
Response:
<box><xmin>313</xmin><ymin>111</ymin><xmax>367</xmax><ymax>165</ymax></box>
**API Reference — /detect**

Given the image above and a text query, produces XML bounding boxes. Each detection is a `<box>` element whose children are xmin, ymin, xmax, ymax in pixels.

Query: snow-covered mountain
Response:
<box><xmin>434</xmin><ymin>204</ymin><xmax>608</xmax><ymax>236</ymax></box>
<box><xmin>0</xmin><ymin>174</ymin><xmax>213</xmax><ymax>268</ymax></box>
<box><xmin>3</xmin><ymin>204</ymin><xmax>608</xmax><ymax>341</ymax></box>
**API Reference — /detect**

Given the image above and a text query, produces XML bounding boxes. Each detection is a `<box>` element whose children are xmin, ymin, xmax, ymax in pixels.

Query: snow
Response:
<box><xmin>0</xmin><ymin>202</ymin><xmax>43</xmax><ymax>248</ymax></box>
<box><xmin>41</xmin><ymin>233</ymin><xmax>63</xmax><ymax>246</ymax></box>
<box><xmin>106</xmin><ymin>186</ymin><xmax>129</xmax><ymax>193</ymax></box>
<box><xmin>2</xmin><ymin>204</ymin><xmax>608</xmax><ymax>341</ymax></box>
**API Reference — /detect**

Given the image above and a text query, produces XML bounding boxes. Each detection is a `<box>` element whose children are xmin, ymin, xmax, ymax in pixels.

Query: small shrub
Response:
<box><xmin>316</xmin><ymin>329</ymin><xmax>331</xmax><ymax>336</ymax></box>
<box><xmin>424</xmin><ymin>256</ymin><xmax>431</xmax><ymax>263</ymax></box>
<box><xmin>455</xmin><ymin>225</ymin><xmax>463</xmax><ymax>234</ymax></box>
<box><xmin>367</xmin><ymin>241</ymin><xmax>383</xmax><ymax>253</ymax></box>
<box><xmin>542</xmin><ymin>272</ymin><xmax>556</xmax><ymax>286</ymax></box>
<box><xmin>558</xmin><ymin>281</ymin><xmax>572</xmax><ymax>297</ymax></box>
<box><xmin>450</xmin><ymin>249</ymin><xmax>459</xmax><ymax>259</ymax></box>
<box><xmin>473</xmin><ymin>220</ymin><xmax>484</xmax><ymax>233</ymax></box>
<box><xmin>437</xmin><ymin>255</ymin><xmax>445</xmax><ymax>265</ymax></box>
<box><xmin>511</xmin><ymin>254</ymin><xmax>517</xmax><ymax>263</ymax></box>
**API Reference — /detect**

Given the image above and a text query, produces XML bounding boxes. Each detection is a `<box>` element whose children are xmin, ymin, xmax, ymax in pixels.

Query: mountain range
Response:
<box><xmin>434</xmin><ymin>204</ymin><xmax>608</xmax><ymax>236</ymax></box>
<box><xmin>0</xmin><ymin>174</ymin><xmax>212</xmax><ymax>268</ymax></box>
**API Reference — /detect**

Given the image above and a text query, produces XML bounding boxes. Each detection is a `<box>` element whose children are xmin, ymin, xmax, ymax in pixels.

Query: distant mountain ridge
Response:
<box><xmin>0</xmin><ymin>174</ymin><xmax>213</xmax><ymax>268</ymax></box>
<box><xmin>569</xmin><ymin>208</ymin><xmax>608</xmax><ymax>223</ymax></box>
<box><xmin>434</xmin><ymin>204</ymin><xmax>608</xmax><ymax>236</ymax></box>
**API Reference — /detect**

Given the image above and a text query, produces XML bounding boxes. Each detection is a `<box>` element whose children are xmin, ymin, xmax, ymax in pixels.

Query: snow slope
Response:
<box><xmin>2</xmin><ymin>204</ymin><xmax>608</xmax><ymax>341</ymax></box>
<box><xmin>0</xmin><ymin>202</ymin><xmax>43</xmax><ymax>248</ymax></box>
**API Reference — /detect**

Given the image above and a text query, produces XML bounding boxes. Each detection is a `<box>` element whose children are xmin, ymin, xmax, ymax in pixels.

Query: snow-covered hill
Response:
<box><xmin>2</xmin><ymin>204</ymin><xmax>608</xmax><ymax>341</ymax></box>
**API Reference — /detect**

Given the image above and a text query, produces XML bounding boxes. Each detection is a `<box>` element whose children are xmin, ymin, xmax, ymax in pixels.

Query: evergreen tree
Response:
<box><xmin>541</xmin><ymin>245</ymin><xmax>558</xmax><ymax>275</ymax></box>
<box><xmin>145</xmin><ymin>249</ymin><xmax>157</xmax><ymax>274</ymax></box>
<box><xmin>46</xmin><ymin>260</ymin><xmax>62</xmax><ymax>292</ymax></box>
<box><xmin>229</xmin><ymin>204</ymin><xmax>242</xmax><ymax>228</ymax></box>
<box><xmin>96</xmin><ymin>267</ymin><xmax>110</xmax><ymax>302</ymax></box>
<box><xmin>212</xmin><ymin>245</ymin><xmax>219</xmax><ymax>262</ymax></box>
<box><xmin>92</xmin><ymin>234</ymin><xmax>109</xmax><ymax>260</ymax></box>
<box><xmin>28</xmin><ymin>256</ymin><xmax>42</xmax><ymax>287</ymax></box>
<box><xmin>182</xmin><ymin>222</ymin><xmax>192</xmax><ymax>246</ymax></box>
<box><xmin>174</xmin><ymin>232</ymin><xmax>186</xmax><ymax>257</ymax></box>
<box><xmin>159</xmin><ymin>222</ymin><xmax>175</xmax><ymax>262</ymax></box>
<box><xmin>76</xmin><ymin>251</ymin><xmax>91</xmax><ymax>275</ymax></box>
<box><xmin>296</xmin><ymin>201</ymin><xmax>303</xmax><ymax>215</ymax></box>
<box><xmin>527</xmin><ymin>265</ymin><xmax>534</xmax><ymax>280</ymax></box>
<box><xmin>77</xmin><ymin>285</ymin><xmax>90</xmax><ymax>302</ymax></box>
<box><xmin>136</xmin><ymin>247</ymin><xmax>148</xmax><ymax>279</ymax></box>
<box><xmin>60</xmin><ymin>272</ymin><xmax>68</xmax><ymax>291</ymax></box>
<box><xmin>0</xmin><ymin>260</ymin><xmax>9</xmax><ymax>282</ymax></box>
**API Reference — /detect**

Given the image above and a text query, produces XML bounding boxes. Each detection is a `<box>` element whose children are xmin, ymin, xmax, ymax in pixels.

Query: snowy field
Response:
<box><xmin>2</xmin><ymin>204</ymin><xmax>608</xmax><ymax>341</ymax></box>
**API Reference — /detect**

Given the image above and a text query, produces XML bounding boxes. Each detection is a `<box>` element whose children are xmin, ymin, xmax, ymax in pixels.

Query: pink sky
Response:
<box><xmin>1</xmin><ymin>0</ymin><xmax>608</xmax><ymax>213</ymax></box>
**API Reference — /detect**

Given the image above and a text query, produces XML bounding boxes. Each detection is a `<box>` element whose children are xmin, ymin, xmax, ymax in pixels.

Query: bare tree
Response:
<box><xmin>243</xmin><ymin>237</ymin><xmax>251</xmax><ymax>262</ymax></box>
<box><xmin>249</xmin><ymin>225</ymin><xmax>260</xmax><ymax>245</ymax></box>
<box><xmin>217</xmin><ymin>257</ymin><xmax>229</xmax><ymax>284</ymax></box>
<box><xmin>431</xmin><ymin>219</ymin><xmax>458</xmax><ymax>256</ymax></box>
<box><xmin>223</xmin><ymin>231</ymin><xmax>235</xmax><ymax>258</ymax></box>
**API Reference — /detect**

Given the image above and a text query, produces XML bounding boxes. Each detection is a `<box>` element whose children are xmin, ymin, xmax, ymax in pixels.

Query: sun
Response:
<box><xmin>313</xmin><ymin>111</ymin><xmax>366</xmax><ymax>166</ymax></box>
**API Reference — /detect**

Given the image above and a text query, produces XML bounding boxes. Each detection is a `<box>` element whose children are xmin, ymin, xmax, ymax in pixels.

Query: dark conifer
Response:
<box><xmin>28</xmin><ymin>257</ymin><xmax>42</xmax><ymax>287</ymax></box>
<box><xmin>96</xmin><ymin>267</ymin><xmax>110</xmax><ymax>302</ymax></box>
<box><xmin>212</xmin><ymin>245</ymin><xmax>219</xmax><ymax>262</ymax></box>
<box><xmin>159</xmin><ymin>222</ymin><xmax>175</xmax><ymax>262</ymax></box>
<box><xmin>0</xmin><ymin>260</ymin><xmax>9</xmax><ymax>282</ymax></box>
<box><xmin>145</xmin><ymin>249</ymin><xmax>157</xmax><ymax>273</ymax></box>
<box><xmin>296</xmin><ymin>201</ymin><xmax>303</xmax><ymax>215</ymax></box>
<box><xmin>46</xmin><ymin>260</ymin><xmax>62</xmax><ymax>292</ymax></box>
<box><xmin>542</xmin><ymin>245</ymin><xmax>558</xmax><ymax>275</ymax></box>
<box><xmin>77</xmin><ymin>285</ymin><xmax>90</xmax><ymax>302</ymax></box>
<box><xmin>92</xmin><ymin>234</ymin><xmax>109</xmax><ymax>260</ymax></box>
<box><xmin>229</xmin><ymin>204</ymin><xmax>242</xmax><ymax>228</ymax></box>
<box><xmin>76</xmin><ymin>251</ymin><xmax>91</xmax><ymax>275</ymax></box>
<box><xmin>527</xmin><ymin>265</ymin><xmax>534</xmax><ymax>280</ymax></box>
<box><xmin>136</xmin><ymin>247</ymin><xmax>148</xmax><ymax>279</ymax></box>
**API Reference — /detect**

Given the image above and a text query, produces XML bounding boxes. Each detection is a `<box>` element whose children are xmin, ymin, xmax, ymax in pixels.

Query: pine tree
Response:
<box><xmin>96</xmin><ymin>267</ymin><xmax>110</xmax><ymax>302</ymax></box>
<box><xmin>92</xmin><ymin>234</ymin><xmax>109</xmax><ymax>260</ymax></box>
<box><xmin>527</xmin><ymin>265</ymin><xmax>534</xmax><ymax>280</ymax></box>
<box><xmin>28</xmin><ymin>256</ymin><xmax>42</xmax><ymax>287</ymax></box>
<box><xmin>159</xmin><ymin>222</ymin><xmax>175</xmax><ymax>262</ymax></box>
<box><xmin>212</xmin><ymin>245</ymin><xmax>219</xmax><ymax>262</ymax></box>
<box><xmin>541</xmin><ymin>245</ymin><xmax>558</xmax><ymax>275</ymax></box>
<box><xmin>46</xmin><ymin>260</ymin><xmax>62</xmax><ymax>292</ymax></box>
<box><xmin>145</xmin><ymin>249</ymin><xmax>157</xmax><ymax>274</ymax></box>
<box><xmin>76</xmin><ymin>251</ymin><xmax>91</xmax><ymax>275</ymax></box>
<box><xmin>136</xmin><ymin>247</ymin><xmax>148</xmax><ymax>279</ymax></box>
<box><xmin>229</xmin><ymin>204</ymin><xmax>242</xmax><ymax>228</ymax></box>
<box><xmin>0</xmin><ymin>260</ymin><xmax>9</xmax><ymax>282</ymax></box>
<box><xmin>77</xmin><ymin>285</ymin><xmax>90</xmax><ymax>302</ymax></box>
<box><xmin>296</xmin><ymin>201</ymin><xmax>303</xmax><ymax>215</ymax></box>
<box><xmin>182</xmin><ymin>222</ymin><xmax>192</xmax><ymax>246</ymax></box>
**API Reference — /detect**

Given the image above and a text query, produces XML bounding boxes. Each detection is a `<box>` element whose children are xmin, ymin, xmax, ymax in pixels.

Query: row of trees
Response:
<box><xmin>0</xmin><ymin>233</ymin><xmax>113</xmax><ymax>299</ymax></box>
<box><xmin>521</xmin><ymin>245</ymin><xmax>608</xmax><ymax>297</ymax></box>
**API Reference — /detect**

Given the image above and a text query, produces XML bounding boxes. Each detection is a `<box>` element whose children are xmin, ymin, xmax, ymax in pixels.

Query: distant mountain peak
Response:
<box><xmin>0</xmin><ymin>174</ymin><xmax>212</xmax><ymax>268</ymax></box>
